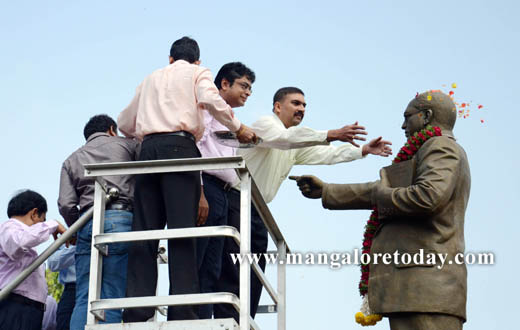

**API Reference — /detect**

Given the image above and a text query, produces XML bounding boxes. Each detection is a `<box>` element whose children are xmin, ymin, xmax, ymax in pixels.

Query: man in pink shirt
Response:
<box><xmin>0</xmin><ymin>190</ymin><xmax>67</xmax><ymax>330</ymax></box>
<box><xmin>117</xmin><ymin>37</ymin><xmax>256</xmax><ymax>322</ymax></box>
<box><xmin>196</xmin><ymin>62</ymin><xmax>255</xmax><ymax>319</ymax></box>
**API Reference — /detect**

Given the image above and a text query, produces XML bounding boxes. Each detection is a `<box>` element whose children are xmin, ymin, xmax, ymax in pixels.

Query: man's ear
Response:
<box><xmin>423</xmin><ymin>109</ymin><xmax>433</xmax><ymax>125</ymax></box>
<box><xmin>28</xmin><ymin>208</ymin><xmax>39</xmax><ymax>223</ymax></box>
<box><xmin>221</xmin><ymin>78</ymin><xmax>231</xmax><ymax>91</ymax></box>
<box><xmin>273</xmin><ymin>101</ymin><xmax>281</xmax><ymax>115</ymax></box>
<box><xmin>194</xmin><ymin>60</ymin><xmax>201</xmax><ymax>65</ymax></box>
<box><xmin>169</xmin><ymin>56</ymin><xmax>174</xmax><ymax>64</ymax></box>
<box><xmin>108</xmin><ymin>126</ymin><xmax>117</xmax><ymax>137</ymax></box>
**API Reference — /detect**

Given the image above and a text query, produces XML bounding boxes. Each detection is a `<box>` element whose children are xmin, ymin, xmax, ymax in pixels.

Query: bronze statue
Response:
<box><xmin>291</xmin><ymin>91</ymin><xmax>471</xmax><ymax>329</ymax></box>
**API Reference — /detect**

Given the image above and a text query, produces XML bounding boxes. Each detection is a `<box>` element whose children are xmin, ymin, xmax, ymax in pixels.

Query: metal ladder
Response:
<box><xmin>82</xmin><ymin>156</ymin><xmax>289</xmax><ymax>330</ymax></box>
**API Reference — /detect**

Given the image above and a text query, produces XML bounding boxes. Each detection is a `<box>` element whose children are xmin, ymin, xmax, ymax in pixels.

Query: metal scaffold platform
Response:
<box><xmin>0</xmin><ymin>156</ymin><xmax>289</xmax><ymax>330</ymax></box>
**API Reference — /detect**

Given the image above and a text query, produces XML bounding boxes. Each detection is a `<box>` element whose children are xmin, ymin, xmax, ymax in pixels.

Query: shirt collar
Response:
<box><xmin>271</xmin><ymin>114</ymin><xmax>286</xmax><ymax>128</ymax></box>
<box><xmin>86</xmin><ymin>132</ymin><xmax>110</xmax><ymax>143</ymax></box>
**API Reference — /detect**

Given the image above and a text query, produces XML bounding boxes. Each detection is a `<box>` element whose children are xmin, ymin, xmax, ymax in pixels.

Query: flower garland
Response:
<box><xmin>355</xmin><ymin>125</ymin><xmax>442</xmax><ymax>327</ymax></box>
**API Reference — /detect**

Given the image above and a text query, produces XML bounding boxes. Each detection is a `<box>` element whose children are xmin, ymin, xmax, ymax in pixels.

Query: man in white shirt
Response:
<box><xmin>214</xmin><ymin>86</ymin><xmax>392</xmax><ymax>321</ymax></box>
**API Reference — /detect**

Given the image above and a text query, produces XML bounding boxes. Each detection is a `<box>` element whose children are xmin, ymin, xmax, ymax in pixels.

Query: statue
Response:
<box><xmin>291</xmin><ymin>91</ymin><xmax>471</xmax><ymax>329</ymax></box>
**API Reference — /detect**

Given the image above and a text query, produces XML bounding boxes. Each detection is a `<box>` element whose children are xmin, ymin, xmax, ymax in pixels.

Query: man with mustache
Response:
<box><xmin>214</xmin><ymin>86</ymin><xmax>392</xmax><ymax>322</ymax></box>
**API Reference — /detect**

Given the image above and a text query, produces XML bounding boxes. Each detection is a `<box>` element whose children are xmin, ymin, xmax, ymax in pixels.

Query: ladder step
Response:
<box><xmin>90</xmin><ymin>293</ymin><xmax>240</xmax><ymax>313</ymax></box>
<box><xmin>85</xmin><ymin>318</ymin><xmax>239</xmax><ymax>330</ymax></box>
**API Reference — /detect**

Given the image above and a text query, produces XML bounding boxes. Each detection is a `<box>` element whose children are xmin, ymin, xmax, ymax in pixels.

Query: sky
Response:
<box><xmin>1</xmin><ymin>0</ymin><xmax>519</xmax><ymax>329</ymax></box>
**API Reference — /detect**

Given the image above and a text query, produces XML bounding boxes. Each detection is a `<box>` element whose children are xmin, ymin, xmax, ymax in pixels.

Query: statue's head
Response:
<box><xmin>402</xmin><ymin>91</ymin><xmax>456</xmax><ymax>138</ymax></box>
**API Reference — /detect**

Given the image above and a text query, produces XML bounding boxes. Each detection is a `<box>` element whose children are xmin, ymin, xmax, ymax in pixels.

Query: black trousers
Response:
<box><xmin>57</xmin><ymin>283</ymin><xmax>75</xmax><ymax>330</ymax></box>
<box><xmin>123</xmin><ymin>135</ymin><xmax>201</xmax><ymax>322</ymax></box>
<box><xmin>0</xmin><ymin>296</ymin><xmax>44</xmax><ymax>330</ymax></box>
<box><xmin>213</xmin><ymin>188</ymin><xmax>268</xmax><ymax>321</ymax></box>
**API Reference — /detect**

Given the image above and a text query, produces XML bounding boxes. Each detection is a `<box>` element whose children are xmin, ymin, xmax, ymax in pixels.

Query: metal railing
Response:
<box><xmin>82</xmin><ymin>156</ymin><xmax>289</xmax><ymax>330</ymax></box>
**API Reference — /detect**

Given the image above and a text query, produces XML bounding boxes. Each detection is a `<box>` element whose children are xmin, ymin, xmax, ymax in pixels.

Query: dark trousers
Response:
<box><xmin>213</xmin><ymin>188</ymin><xmax>268</xmax><ymax>322</ymax></box>
<box><xmin>196</xmin><ymin>175</ymin><xmax>229</xmax><ymax>319</ymax></box>
<box><xmin>388</xmin><ymin>312</ymin><xmax>464</xmax><ymax>330</ymax></box>
<box><xmin>57</xmin><ymin>283</ymin><xmax>75</xmax><ymax>330</ymax></box>
<box><xmin>0</xmin><ymin>296</ymin><xmax>44</xmax><ymax>330</ymax></box>
<box><xmin>123</xmin><ymin>135</ymin><xmax>201</xmax><ymax>322</ymax></box>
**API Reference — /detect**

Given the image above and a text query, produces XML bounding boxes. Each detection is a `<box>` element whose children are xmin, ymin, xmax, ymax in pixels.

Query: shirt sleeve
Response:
<box><xmin>48</xmin><ymin>245</ymin><xmax>76</xmax><ymax>272</ymax></box>
<box><xmin>195</xmin><ymin>68</ymin><xmax>241</xmax><ymax>132</ymax></box>
<box><xmin>294</xmin><ymin>143</ymin><xmax>363</xmax><ymax>165</ymax></box>
<box><xmin>0</xmin><ymin>220</ymin><xmax>59</xmax><ymax>260</ymax></box>
<box><xmin>57</xmin><ymin>162</ymin><xmax>80</xmax><ymax>227</ymax></box>
<box><xmin>253</xmin><ymin>116</ymin><xmax>329</xmax><ymax>150</ymax></box>
<box><xmin>117</xmin><ymin>83</ymin><xmax>142</xmax><ymax>138</ymax></box>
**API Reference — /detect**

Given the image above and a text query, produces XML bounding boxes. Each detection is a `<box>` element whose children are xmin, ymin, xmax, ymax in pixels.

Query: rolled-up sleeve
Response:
<box><xmin>195</xmin><ymin>69</ymin><xmax>241</xmax><ymax>132</ymax></box>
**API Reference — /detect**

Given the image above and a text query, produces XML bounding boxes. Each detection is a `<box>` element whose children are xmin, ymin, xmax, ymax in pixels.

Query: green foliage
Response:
<box><xmin>45</xmin><ymin>269</ymin><xmax>63</xmax><ymax>302</ymax></box>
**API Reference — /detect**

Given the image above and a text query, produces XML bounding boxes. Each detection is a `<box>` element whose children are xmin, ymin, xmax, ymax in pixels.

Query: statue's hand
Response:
<box><xmin>289</xmin><ymin>175</ymin><xmax>324</xmax><ymax>199</ymax></box>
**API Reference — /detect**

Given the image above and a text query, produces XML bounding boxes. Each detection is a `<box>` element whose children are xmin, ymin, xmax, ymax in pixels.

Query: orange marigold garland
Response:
<box><xmin>355</xmin><ymin>125</ymin><xmax>442</xmax><ymax>327</ymax></box>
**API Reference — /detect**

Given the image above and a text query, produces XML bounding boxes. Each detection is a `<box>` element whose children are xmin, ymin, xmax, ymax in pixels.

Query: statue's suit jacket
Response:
<box><xmin>322</xmin><ymin>132</ymin><xmax>470</xmax><ymax>320</ymax></box>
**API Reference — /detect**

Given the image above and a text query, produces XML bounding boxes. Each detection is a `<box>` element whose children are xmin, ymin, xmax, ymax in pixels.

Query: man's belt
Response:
<box><xmin>106</xmin><ymin>202</ymin><xmax>133</xmax><ymax>212</ymax></box>
<box><xmin>7</xmin><ymin>293</ymin><xmax>45</xmax><ymax>311</ymax></box>
<box><xmin>80</xmin><ymin>202</ymin><xmax>133</xmax><ymax>214</ymax></box>
<box><xmin>143</xmin><ymin>131</ymin><xmax>195</xmax><ymax>142</ymax></box>
<box><xmin>202</xmin><ymin>173</ymin><xmax>233</xmax><ymax>192</ymax></box>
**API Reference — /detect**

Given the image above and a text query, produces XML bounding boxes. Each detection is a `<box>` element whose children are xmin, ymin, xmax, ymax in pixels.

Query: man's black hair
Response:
<box><xmin>170</xmin><ymin>36</ymin><xmax>200</xmax><ymax>63</ymax></box>
<box><xmin>273</xmin><ymin>87</ymin><xmax>305</xmax><ymax>106</ymax></box>
<box><xmin>83</xmin><ymin>114</ymin><xmax>117</xmax><ymax>140</ymax></box>
<box><xmin>7</xmin><ymin>190</ymin><xmax>47</xmax><ymax>218</ymax></box>
<box><xmin>214</xmin><ymin>62</ymin><xmax>256</xmax><ymax>90</ymax></box>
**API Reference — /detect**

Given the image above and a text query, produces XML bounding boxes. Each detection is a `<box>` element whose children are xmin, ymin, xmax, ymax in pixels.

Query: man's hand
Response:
<box><xmin>235</xmin><ymin>124</ymin><xmax>258</xmax><ymax>144</ymax></box>
<box><xmin>327</xmin><ymin>121</ymin><xmax>367</xmax><ymax>147</ymax></box>
<box><xmin>197</xmin><ymin>189</ymin><xmax>209</xmax><ymax>226</ymax></box>
<box><xmin>289</xmin><ymin>175</ymin><xmax>324</xmax><ymax>199</ymax></box>
<box><xmin>52</xmin><ymin>221</ymin><xmax>72</xmax><ymax>247</ymax></box>
<box><xmin>361</xmin><ymin>137</ymin><xmax>393</xmax><ymax>157</ymax></box>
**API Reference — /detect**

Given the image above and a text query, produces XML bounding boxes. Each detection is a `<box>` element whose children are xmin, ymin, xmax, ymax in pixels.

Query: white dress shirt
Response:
<box><xmin>238</xmin><ymin>114</ymin><xmax>363</xmax><ymax>203</ymax></box>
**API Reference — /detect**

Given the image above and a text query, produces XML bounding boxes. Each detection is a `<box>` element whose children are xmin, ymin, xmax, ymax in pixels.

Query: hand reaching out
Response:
<box><xmin>327</xmin><ymin>121</ymin><xmax>368</xmax><ymax>147</ymax></box>
<box><xmin>362</xmin><ymin>137</ymin><xmax>392</xmax><ymax>157</ymax></box>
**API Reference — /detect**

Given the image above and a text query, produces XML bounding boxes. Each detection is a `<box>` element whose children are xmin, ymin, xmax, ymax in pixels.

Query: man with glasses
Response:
<box><xmin>195</xmin><ymin>62</ymin><xmax>255</xmax><ymax>319</ymax></box>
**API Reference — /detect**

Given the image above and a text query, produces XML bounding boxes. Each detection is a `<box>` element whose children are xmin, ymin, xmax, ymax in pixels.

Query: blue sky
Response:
<box><xmin>1</xmin><ymin>1</ymin><xmax>518</xmax><ymax>329</ymax></box>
